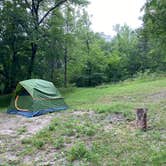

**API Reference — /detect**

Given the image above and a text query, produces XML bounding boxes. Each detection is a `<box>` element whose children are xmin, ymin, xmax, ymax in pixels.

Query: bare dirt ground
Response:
<box><xmin>98</xmin><ymin>90</ymin><xmax>166</xmax><ymax>107</ymax></box>
<box><xmin>0</xmin><ymin>110</ymin><xmax>124</xmax><ymax>165</ymax></box>
<box><xmin>0</xmin><ymin>112</ymin><xmax>56</xmax><ymax>165</ymax></box>
<box><xmin>0</xmin><ymin>110</ymin><xmax>95</xmax><ymax>165</ymax></box>
<box><xmin>0</xmin><ymin>113</ymin><xmax>54</xmax><ymax>138</ymax></box>
<box><xmin>147</xmin><ymin>90</ymin><xmax>166</xmax><ymax>102</ymax></box>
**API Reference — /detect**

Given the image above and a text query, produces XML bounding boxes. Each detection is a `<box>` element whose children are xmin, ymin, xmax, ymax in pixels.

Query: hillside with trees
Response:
<box><xmin>0</xmin><ymin>0</ymin><xmax>165</xmax><ymax>93</ymax></box>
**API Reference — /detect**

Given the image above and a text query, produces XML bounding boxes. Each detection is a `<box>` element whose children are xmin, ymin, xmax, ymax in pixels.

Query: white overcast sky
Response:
<box><xmin>87</xmin><ymin>0</ymin><xmax>146</xmax><ymax>36</ymax></box>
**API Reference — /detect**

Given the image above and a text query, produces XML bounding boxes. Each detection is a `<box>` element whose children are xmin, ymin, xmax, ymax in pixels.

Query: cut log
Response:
<box><xmin>135</xmin><ymin>108</ymin><xmax>148</xmax><ymax>131</ymax></box>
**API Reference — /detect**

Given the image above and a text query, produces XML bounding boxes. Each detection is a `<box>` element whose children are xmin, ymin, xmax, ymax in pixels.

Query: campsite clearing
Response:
<box><xmin>0</xmin><ymin>77</ymin><xmax>166</xmax><ymax>165</ymax></box>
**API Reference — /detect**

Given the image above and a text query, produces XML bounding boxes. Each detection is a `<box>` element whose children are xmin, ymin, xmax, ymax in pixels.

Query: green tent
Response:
<box><xmin>7</xmin><ymin>79</ymin><xmax>68</xmax><ymax>117</ymax></box>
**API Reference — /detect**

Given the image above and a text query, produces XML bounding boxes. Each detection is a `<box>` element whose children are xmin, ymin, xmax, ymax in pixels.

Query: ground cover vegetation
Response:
<box><xmin>0</xmin><ymin>77</ymin><xmax>166</xmax><ymax>165</ymax></box>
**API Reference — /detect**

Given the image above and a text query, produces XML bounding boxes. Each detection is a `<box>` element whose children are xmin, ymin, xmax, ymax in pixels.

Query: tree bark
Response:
<box><xmin>38</xmin><ymin>0</ymin><xmax>67</xmax><ymax>25</ymax></box>
<box><xmin>86</xmin><ymin>34</ymin><xmax>91</xmax><ymax>86</ymax></box>
<box><xmin>135</xmin><ymin>108</ymin><xmax>148</xmax><ymax>131</ymax></box>
<box><xmin>10</xmin><ymin>36</ymin><xmax>19</xmax><ymax>90</ymax></box>
<box><xmin>64</xmin><ymin>42</ymin><xmax>68</xmax><ymax>87</ymax></box>
<box><xmin>28</xmin><ymin>43</ymin><xmax>37</xmax><ymax>78</ymax></box>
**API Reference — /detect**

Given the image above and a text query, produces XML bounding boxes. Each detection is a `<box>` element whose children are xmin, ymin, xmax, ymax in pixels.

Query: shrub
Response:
<box><xmin>0</xmin><ymin>93</ymin><xmax>12</xmax><ymax>108</ymax></box>
<box><xmin>75</xmin><ymin>73</ymin><xmax>106</xmax><ymax>87</ymax></box>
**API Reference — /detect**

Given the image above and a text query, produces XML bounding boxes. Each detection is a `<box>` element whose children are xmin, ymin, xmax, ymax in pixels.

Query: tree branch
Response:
<box><xmin>36</xmin><ymin>0</ymin><xmax>41</xmax><ymax>12</ymax></box>
<box><xmin>38</xmin><ymin>0</ymin><xmax>44</xmax><ymax>3</ymax></box>
<box><xmin>24</xmin><ymin>0</ymin><xmax>32</xmax><ymax>11</ymax></box>
<box><xmin>38</xmin><ymin>0</ymin><xmax>67</xmax><ymax>25</ymax></box>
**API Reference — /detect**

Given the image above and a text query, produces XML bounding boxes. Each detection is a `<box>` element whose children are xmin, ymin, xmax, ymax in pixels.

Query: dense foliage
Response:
<box><xmin>0</xmin><ymin>0</ymin><xmax>165</xmax><ymax>94</ymax></box>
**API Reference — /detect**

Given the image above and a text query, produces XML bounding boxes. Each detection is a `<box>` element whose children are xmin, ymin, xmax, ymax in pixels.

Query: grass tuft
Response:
<box><xmin>67</xmin><ymin>142</ymin><xmax>88</xmax><ymax>161</ymax></box>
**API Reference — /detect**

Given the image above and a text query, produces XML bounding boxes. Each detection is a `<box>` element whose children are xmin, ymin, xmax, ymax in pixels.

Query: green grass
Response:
<box><xmin>1</xmin><ymin>77</ymin><xmax>166</xmax><ymax>165</ymax></box>
<box><xmin>67</xmin><ymin>142</ymin><xmax>89</xmax><ymax>162</ymax></box>
<box><xmin>17</xmin><ymin>126</ymin><xmax>27</xmax><ymax>135</ymax></box>
<box><xmin>64</xmin><ymin>78</ymin><xmax>166</xmax><ymax>106</ymax></box>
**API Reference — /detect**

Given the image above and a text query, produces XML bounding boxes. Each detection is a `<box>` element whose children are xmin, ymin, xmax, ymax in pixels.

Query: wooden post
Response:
<box><xmin>135</xmin><ymin>108</ymin><xmax>148</xmax><ymax>131</ymax></box>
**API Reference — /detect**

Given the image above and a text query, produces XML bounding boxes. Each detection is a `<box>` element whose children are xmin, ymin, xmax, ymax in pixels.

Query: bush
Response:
<box><xmin>91</xmin><ymin>73</ymin><xmax>107</xmax><ymax>86</ymax></box>
<box><xmin>0</xmin><ymin>94</ymin><xmax>12</xmax><ymax>108</ymax></box>
<box><xmin>75</xmin><ymin>73</ymin><xmax>107</xmax><ymax>87</ymax></box>
<box><xmin>133</xmin><ymin>70</ymin><xmax>166</xmax><ymax>81</ymax></box>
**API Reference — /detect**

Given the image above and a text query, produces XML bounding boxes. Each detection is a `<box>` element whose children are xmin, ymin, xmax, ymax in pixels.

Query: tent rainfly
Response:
<box><xmin>7</xmin><ymin>79</ymin><xmax>68</xmax><ymax>117</ymax></box>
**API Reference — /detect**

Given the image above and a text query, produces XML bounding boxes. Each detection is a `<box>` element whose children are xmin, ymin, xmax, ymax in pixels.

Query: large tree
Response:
<box><xmin>0</xmin><ymin>0</ymin><xmax>88</xmax><ymax>93</ymax></box>
<box><xmin>24</xmin><ymin>0</ymin><xmax>88</xmax><ymax>78</ymax></box>
<box><xmin>0</xmin><ymin>0</ymin><xmax>29</xmax><ymax>93</ymax></box>
<box><xmin>141</xmin><ymin>0</ymin><xmax>166</xmax><ymax>71</ymax></box>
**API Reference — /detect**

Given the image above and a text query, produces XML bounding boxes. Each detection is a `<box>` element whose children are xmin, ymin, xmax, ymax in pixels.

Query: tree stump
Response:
<box><xmin>135</xmin><ymin>108</ymin><xmax>148</xmax><ymax>131</ymax></box>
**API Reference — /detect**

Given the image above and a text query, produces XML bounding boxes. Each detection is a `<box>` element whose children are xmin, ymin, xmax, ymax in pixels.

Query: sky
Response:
<box><xmin>87</xmin><ymin>0</ymin><xmax>146</xmax><ymax>36</ymax></box>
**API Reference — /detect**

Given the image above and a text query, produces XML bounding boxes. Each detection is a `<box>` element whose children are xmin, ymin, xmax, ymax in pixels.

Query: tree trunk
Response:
<box><xmin>135</xmin><ymin>108</ymin><xmax>148</xmax><ymax>131</ymax></box>
<box><xmin>28</xmin><ymin>43</ymin><xmax>37</xmax><ymax>78</ymax></box>
<box><xmin>86</xmin><ymin>36</ymin><xmax>91</xmax><ymax>86</ymax></box>
<box><xmin>3</xmin><ymin>82</ymin><xmax>11</xmax><ymax>94</ymax></box>
<box><xmin>10</xmin><ymin>37</ymin><xmax>19</xmax><ymax>90</ymax></box>
<box><xmin>87</xmin><ymin>61</ymin><xmax>92</xmax><ymax>86</ymax></box>
<box><xmin>50</xmin><ymin>58</ymin><xmax>55</xmax><ymax>81</ymax></box>
<box><xmin>64</xmin><ymin>43</ymin><xmax>68</xmax><ymax>87</ymax></box>
<box><xmin>10</xmin><ymin>50</ymin><xmax>18</xmax><ymax>90</ymax></box>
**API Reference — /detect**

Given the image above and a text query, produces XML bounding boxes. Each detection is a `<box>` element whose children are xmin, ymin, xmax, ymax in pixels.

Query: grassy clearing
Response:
<box><xmin>18</xmin><ymin>77</ymin><xmax>166</xmax><ymax>165</ymax></box>
<box><xmin>1</xmin><ymin>77</ymin><xmax>166</xmax><ymax>165</ymax></box>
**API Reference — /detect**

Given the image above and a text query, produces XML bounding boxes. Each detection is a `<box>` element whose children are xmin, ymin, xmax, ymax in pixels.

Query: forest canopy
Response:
<box><xmin>0</xmin><ymin>0</ymin><xmax>166</xmax><ymax>94</ymax></box>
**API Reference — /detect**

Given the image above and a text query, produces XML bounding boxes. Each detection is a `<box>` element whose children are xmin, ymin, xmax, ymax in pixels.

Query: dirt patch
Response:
<box><xmin>146</xmin><ymin>90</ymin><xmax>166</xmax><ymax>102</ymax></box>
<box><xmin>0</xmin><ymin>113</ymin><xmax>54</xmax><ymax>139</ymax></box>
<box><xmin>0</xmin><ymin>112</ymin><xmax>57</xmax><ymax>164</ymax></box>
<box><xmin>71</xmin><ymin>110</ymin><xmax>94</xmax><ymax>116</ymax></box>
<box><xmin>103</xmin><ymin>123</ymin><xmax>113</xmax><ymax>132</ymax></box>
<box><xmin>98</xmin><ymin>95</ymin><xmax>136</xmax><ymax>104</ymax></box>
<box><xmin>104</xmin><ymin>113</ymin><xmax>126</xmax><ymax>124</ymax></box>
<box><xmin>126</xmin><ymin>120</ymin><xmax>137</xmax><ymax>131</ymax></box>
<box><xmin>102</xmin><ymin>113</ymin><xmax>126</xmax><ymax>132</ymax></box>
<box><xmin>98</xmin><ymin>96</ymin><xmax>112</xmax><ymax>103</ymax></box>
<box><xmin>98</xmin><ymin>90</ymin><xmax>166</xmax><ymax>104</ymax></box>
<box><xmin>0</xmin><ymin>110</ymin><xmax>95</xmax><ymax>165</ymax></box>
<box><xmin>22</xmin><ymin>146</ymin><xmax>67</xmax><ymax>166</ymax></box>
